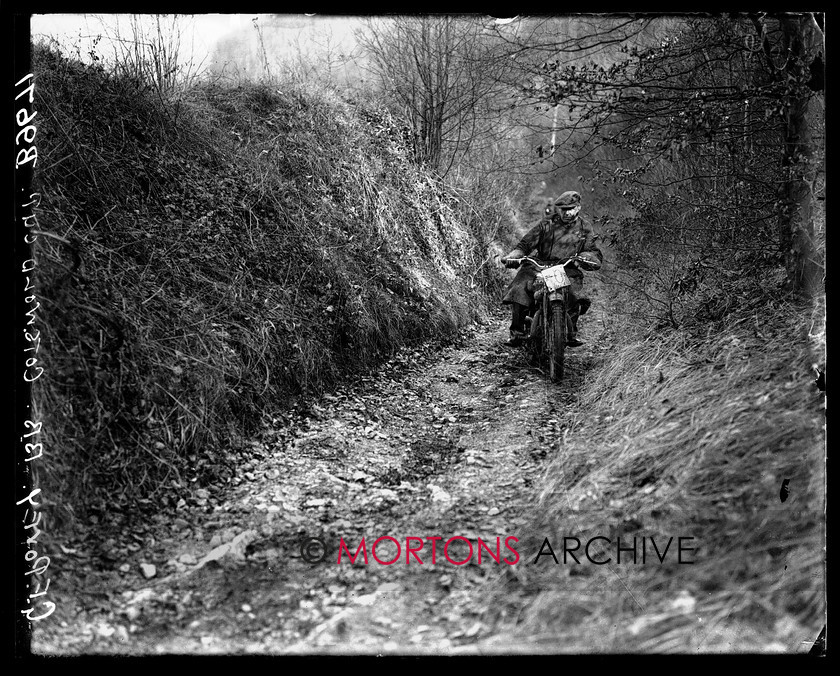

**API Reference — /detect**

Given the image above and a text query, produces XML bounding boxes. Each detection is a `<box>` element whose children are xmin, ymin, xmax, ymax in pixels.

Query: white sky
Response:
<box><xmin>30</xmin><ymin>14</ymin><xmax>267</xmax><ymax>66</ymax></box>
<box><xmin>29</xmin><ymin>13</ymin><xmax>363</xmax><ymax>78</ymax></box>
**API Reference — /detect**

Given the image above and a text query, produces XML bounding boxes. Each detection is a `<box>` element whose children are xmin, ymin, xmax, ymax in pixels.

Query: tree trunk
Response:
<box><xmin>779</xmin><ymin>14</ymin><xmax>824</xmax><ymax>294</ymax></box>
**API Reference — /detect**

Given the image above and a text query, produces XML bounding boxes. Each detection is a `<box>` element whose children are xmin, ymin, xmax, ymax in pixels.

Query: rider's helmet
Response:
<box><xmin>555</xmin><ymin>191</ymin><xmax>581</xmax><ymax>223</ymax></box>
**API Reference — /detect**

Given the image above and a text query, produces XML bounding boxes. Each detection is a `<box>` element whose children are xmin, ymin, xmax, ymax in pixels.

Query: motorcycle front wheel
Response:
<box><xmin>547</xmin><ymin>294</ymin><xmax>567</xmax><ymax>382</ymax></box>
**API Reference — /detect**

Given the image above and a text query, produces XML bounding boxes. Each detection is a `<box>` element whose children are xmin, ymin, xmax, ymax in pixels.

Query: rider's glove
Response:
<box><xmin>575</xmin><ymin>252</ymin><xmax>602</xmax><ymax>271</ymax></box>
<box><xmin>502</xmin><ymin>248</ymin><xmax>526</xmax><ymax>269</ymax></box>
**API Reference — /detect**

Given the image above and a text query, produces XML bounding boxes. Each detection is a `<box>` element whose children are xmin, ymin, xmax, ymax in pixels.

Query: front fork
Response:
<box><xmin>529</xmin><ymin>288</ymin><xmax>568</xmax><ymax>341</ymax></box>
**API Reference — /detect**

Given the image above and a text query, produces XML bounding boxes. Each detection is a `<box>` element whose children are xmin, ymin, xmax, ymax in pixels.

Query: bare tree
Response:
<box><xmin>774</xmin><ymin>13</ymin><xmax>824</xmax><ymax>292</ymax></box>
<box><xmin>357</xmin><ymin>15</ymin><xmax>515</xmax><ymax>177</ymax></box>
<box><xmin>96</xmin><ymin>14</ymin><xmax>206</xmax><ymax>95</ymax></box>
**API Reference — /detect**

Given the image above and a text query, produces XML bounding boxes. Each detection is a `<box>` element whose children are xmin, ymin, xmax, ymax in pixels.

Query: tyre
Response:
<box><xmin>548</xmin><ymin>296</ymin><xmax>567</xmax><ymax>382</ymax></box>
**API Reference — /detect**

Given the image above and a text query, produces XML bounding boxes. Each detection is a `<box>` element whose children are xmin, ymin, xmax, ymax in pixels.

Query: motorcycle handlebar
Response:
<box><xmin>502</xmin><ymin>255</ymin><xmax>582</xmax><ymax>271</ymax></box>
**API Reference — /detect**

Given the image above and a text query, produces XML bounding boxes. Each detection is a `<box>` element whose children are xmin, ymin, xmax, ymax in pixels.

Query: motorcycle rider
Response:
<box><xmin>500</xmin><ymin>190</ymin><xmax>602</xmax><ymax>347</ymax></box>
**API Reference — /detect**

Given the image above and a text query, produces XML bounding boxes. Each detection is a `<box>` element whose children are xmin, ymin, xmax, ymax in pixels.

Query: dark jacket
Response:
<box><xmin>502</xmin><ymin>214</ymin><xmax>602</xmax><ymax>306</ymax></box>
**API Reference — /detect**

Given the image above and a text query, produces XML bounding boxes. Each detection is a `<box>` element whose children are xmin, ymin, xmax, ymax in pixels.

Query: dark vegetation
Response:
<box><xmin>32</xmin><ymin>42</ymin><xmax>513</xmax><ymax>526</ymax></box>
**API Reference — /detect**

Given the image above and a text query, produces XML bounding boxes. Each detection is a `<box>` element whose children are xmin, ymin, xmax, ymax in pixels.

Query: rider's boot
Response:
<box><xmin>578</xmin><ymin>298</ymin><xmax>592</xmax><ymax>316</ymax></box>
<box><xmin>505</xmin><ymin>330</ymin><xmax>527</xmax><ymax>347</ymax></box>
<box><xmin>504</xmin><ymin>303</ymin><xmax>530</xmax><ymax>346</ymax></box>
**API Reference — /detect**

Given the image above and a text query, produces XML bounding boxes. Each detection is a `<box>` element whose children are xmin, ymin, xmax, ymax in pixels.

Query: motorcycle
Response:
<box><xmin>502</xmin><ymin>254</ymin><xmax>596</xmax><ymax>382</ymax></box>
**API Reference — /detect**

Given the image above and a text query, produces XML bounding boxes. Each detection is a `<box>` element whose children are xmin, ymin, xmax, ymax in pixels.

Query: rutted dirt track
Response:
<box><xmin>34</xmin><ymin>291</ymin><xmax>609</xmax><ymax>655</ymax></box>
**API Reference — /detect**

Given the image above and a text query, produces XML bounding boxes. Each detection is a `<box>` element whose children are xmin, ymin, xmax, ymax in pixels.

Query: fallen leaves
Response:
<box><xmin>428</xmin><ymin>484</ymin><xmax>453</xmax><ymax>504</ymax></box>
<box><xmin>194</xmin><ymin>529</ymin><xmax>258</xmax><ymax>570</ymax></box>
<box><xmin>41</xmin><ymin>317</ymin><xmax>564</xmax><ymax>653</ymax></box>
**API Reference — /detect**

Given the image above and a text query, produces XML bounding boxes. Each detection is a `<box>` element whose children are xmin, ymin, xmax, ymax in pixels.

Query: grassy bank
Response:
<box><xmin>31</xmin><ymin>43</ymin><xmax>514</xmax><ymax>526</ymax></box>
<box><xmin>497</xmin><ymin>277</ymin><xmax>825</xmax><ymax>651</ymax></box>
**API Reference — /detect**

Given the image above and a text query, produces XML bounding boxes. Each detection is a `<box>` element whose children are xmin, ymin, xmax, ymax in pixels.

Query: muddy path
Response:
<box><xmin>33</xmin><ymin>286</ymin><xmax>611</xmax><ymax>655</ymax></box>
